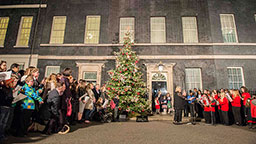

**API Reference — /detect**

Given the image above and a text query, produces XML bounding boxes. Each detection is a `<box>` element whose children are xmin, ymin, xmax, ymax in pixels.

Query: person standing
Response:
<box><xmin>93</xmin><ymin>84</ymin><xmax>101</xmax><ymax>102</ymax></box>
<box><xmin>219</xmin><ymin>92</ymin><xmax>229</xmax><ymax>125</ymax></box>
<box><xmin>173</xmin><ymin>86</ymin><xmax>185</xmax><ymax>124</ymax></box>
<box><xmin>187</xmin><ymin>91</ymin><xmax>196</xmax><ymax>124</ymax></box>
<box><xmin>84</xmin><ymin>83</ymin><xmax>95</xmax><ymax>124</ymax></box>
<box><xmin>231</xmin><ymin>90</ymin><xmax>242</xmax><ymax>125</ymax></box>
<box><xmin>240</xmin><ymin>86</ymin><xmax>251</xmax><ymax>125</ymax></box>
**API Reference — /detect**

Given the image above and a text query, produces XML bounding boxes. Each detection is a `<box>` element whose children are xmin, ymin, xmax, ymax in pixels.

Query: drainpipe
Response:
<box><xmin>28</xmin><ymin>0</ymin><xmax>43</xmax><ymax>66</ymax></box>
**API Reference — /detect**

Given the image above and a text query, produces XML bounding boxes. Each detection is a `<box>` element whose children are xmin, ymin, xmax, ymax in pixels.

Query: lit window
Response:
<box><xmin>85</xmin><ymin>16</ymin><xmax>101</xmax><ymax>44</ymax></box>
<box><xmin>45</xmin><ymin>66</ymin><xmax>60</xmax><ymax>77</ymax></box>
<box><xmin>0</xmin><ymin>17</ymin><xmax>9</xmax><ymax>46</ymax></box>
<box><xmin>16</xmin><ymin>16</ymin><xmax>33</xmax><ymax>46</ymax></box>
<box><xmin>151</xmin><ymin>17</ymin><xmax>166</xmax><ymax>43</ymax></box>
<box><xmin>220</xmin><ymin>14</ymin><xmax>238</xmax><ymax>43</ymax></box>
<box><xmin>182</xmin><ymin>17</ymin><xmax>198</xmax><ymax>43</ymax></box>
<box><xmin>50</xmin><ymin>16</ymin><xmax>66</xmax><ymax>44</ymax></box>
<box><xmin>227</xmin><ymin>67</ymin><xmax>244</xmax><ymax>89</ymax></box>
<box><xmin>185</xmin><ymin>68</ymin><xmax>202</xmax><ymax>91</ymax></box>
<box><xmin>120</xmin><ymin>17</ymin><xmax>135</xmax><ymax>43</ymax></box>
<box><xmin>83</xmin><ymin>71</ymin><xmax>97</xmax><ymax>85</ymax></box>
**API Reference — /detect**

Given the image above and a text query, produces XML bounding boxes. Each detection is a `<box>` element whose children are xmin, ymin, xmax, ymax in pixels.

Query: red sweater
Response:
<box><xmin>210</xmin><ymin>102</ymin><xmax>216</xmax><ymax>112</ymax></box>
<box><xmin>231</xmin><ymin>96</ymin><xmax>241</xmax><ymax>107</ymax></box>
<box><xmin>242</xmin><ymin>93</ymin><xmax>251</xmax><ymax>106</ymax></box>
<box><xmin>219</xmin><ymin>97</ymin><xmax>229</xmax><ymax>111</ymax></box>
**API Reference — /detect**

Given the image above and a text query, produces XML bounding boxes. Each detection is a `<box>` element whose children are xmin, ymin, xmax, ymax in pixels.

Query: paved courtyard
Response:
<box><xmin>6</xmin><ymin>116</ymin><xmax>256</xmax><ymax>144</ymax></box>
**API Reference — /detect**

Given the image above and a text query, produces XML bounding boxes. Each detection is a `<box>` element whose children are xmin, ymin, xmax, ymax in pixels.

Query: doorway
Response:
<box><xmin>152</xmin><ymin>81</ymin><xmax>167</xmax><ymax>112</ymax></box>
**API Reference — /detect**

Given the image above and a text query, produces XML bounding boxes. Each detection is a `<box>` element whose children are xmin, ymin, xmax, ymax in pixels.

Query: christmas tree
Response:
<box><xmin>106</xmin><ymin>32</ymin><xmax>150</xmax><ymax>117</ymax></box>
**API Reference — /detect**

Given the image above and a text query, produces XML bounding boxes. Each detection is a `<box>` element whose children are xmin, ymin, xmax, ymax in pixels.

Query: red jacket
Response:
<box><xmin>251</xmin><ymin>100</ymin><xmax>256</xmax><ymax>118</ymax></box>
<box><xmin>203</xmin><ymin>99</ymin><xmax>211</xmax><ymax>112</ymax></box>
<box><xmin>231</xmin><ymin>96</ymin><xmax>241</xmax><ymax>107</ymax></box>
<box><xmin>219</xmin><ymin>97</ymin><xmax>229</xmax><ymax>111</ymax></box>
<box><xmin>242</xmin><ymin>93</ymin><xmax>251</xmax><ymax>106</ymax></box>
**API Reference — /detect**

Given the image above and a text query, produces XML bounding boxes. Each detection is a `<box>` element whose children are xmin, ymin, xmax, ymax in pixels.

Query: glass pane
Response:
<box><xmin>84</xmin><ymin>72</ymin><xmax>97</xmax><ymax>80</ymax></box>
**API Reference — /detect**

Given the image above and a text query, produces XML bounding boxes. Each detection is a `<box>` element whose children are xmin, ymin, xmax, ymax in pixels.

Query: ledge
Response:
<box><xmin>40</xmin><ymin>43</ymin><xmax>256</xmax><ymax>47</ymax></box>
<box><xmin>0</xmin><ymin>4</ymin><xmax>47</xmax><ymax>9</ymax></box>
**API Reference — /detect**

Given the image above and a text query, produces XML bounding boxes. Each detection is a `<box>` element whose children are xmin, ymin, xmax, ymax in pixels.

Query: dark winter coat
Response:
<box><xmin>174</xmin><ymin>92</ymin><xmax>185</xmax><ymax>110</ymax></box>
<box><xmin>60</xmin><ymin>77</ymin><xmax>72</xmax><ymax>110</ymax></box>
<box><xmin>0</xmin><ymin>85</ymin><xmax>13</xmax><ymax>107</ymax></box>
<box><xmin>93</xmin><ymin>88</ymin><xmax>101</xmax><ymax>101</ymax></box>
<box><xmin>47</xmin><ymin>89</ymin><xmax>60</xmax><ymax>116</ymax></box>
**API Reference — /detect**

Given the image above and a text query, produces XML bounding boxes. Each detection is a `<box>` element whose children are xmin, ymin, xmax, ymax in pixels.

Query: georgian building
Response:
<box><xmin>1</xmin><ymin>0</ymin><xmax>256</xmax><ymax>102</ymax></box>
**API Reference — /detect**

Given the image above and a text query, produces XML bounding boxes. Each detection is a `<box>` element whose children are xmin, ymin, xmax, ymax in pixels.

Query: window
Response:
<box><xmin>185</xmin><ymin>68</ymin><xmax>202</xmax><ymax>91</ymax></box>
<box><xmin>85</xmin><ymin>16</ymin><xmax>101</xmax><ymax>44</ymax></box>
<box><xmin>220</xmin><ymin>14</ymin><xmax>238</xmax><ymax>43</ymax></box>
<box><xmin>120</xmin><ymin>17</ymin><xmax>135</xmax><ymax>43</ymax></box>
<box><xmin>17</xmin><ymin>62</ymin><xmax>25</xmax><ymax>70</ymax></box>
<box><xmin>16</xmin><ymin>16</ymin><xmax>33</xmax><ymax>47</ymax></box>
<box><xmin>50</xmin><ymin>16</ymin><xmax>66</xmax><ymax>44</ymax></box>
<box><xmin>0</xmin><ymin>17</ymin><xmax>9</xmax><ymax>46</ymax></box>
<box><xmin>83</xmin><ymin>71</ymin><xmax>97</xmax><ymax>85</ymax></box>
<box><xmin>254</xmin><ymin>14</ymin><xmax>256</xmax><ymax>22</ymax></box>
<box><xmin>45</xmin><ymin>66</ymin><xmax>60</xmax><ymax>77</ymax></box>
<box><xmin>150</xmin><ymin>17</ymin><xmax>166</xmax><ymax>43</ymax></box>
<box><xmin>182</xmin><ymin>17</ymin><xmax>198</xmax><ymax>43</ymax></box>
<box><xmin>227</xmin><ymin>67</ymin><xmax>244</xmax><ymax>89</ymax></box>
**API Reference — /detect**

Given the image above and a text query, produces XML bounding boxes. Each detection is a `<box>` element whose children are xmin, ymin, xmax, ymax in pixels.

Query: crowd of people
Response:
<box><xmin>173</xmin><ymin>86</ymin><xmax>256</xmax><ymax>128</ymax></box>
<box><xmin>0</xmin><ymin>61</ymin><xmax>120</xmax><ymax>143</ymax></box>
<box><xmin>1</xmin><ymin>60</ymin><xmax>256</xmax><ymax>143</ymax></box>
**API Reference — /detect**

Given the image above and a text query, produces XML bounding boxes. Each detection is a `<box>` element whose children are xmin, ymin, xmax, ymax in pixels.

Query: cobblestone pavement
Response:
<box><xmin>5</xmin><ymin>117</ymin><xmax>256</xmax><ymax>144</ymax></box>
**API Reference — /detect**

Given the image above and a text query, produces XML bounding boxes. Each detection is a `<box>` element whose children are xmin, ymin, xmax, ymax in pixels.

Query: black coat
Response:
<box><xmin>0</xmin><ymin>85</ymin><xmax>13</xmax><ymax>107</ymax></box>
<box><xmin>47</xmin><ymin>89</ymin><xmax>60</xmax><ymax>116</ymax></box>
<box><xmin>92</xmin><ymin>88</ymin><xmax>101</xmax><ymax>101</ymax></box>
<box><xmin>174</xmin><ymin>92</ymin><xmax>185</xmax><ymax>110</ymax></box>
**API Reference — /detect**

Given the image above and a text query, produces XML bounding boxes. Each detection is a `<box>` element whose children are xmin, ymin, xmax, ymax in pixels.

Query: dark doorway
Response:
<box><xmin>152</xmin><ymin>81</ymin><xmax>167</xmax><ymax>112</ymax></box>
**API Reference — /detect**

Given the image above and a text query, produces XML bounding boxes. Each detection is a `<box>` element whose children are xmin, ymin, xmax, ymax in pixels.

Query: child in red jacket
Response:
<box><xmin>231</xmin><ymin>90</ymin><xmax>242</xmax><ymax>125</ymax></box>
<box><xmin>219</xmin><ymin>92</ymin><xmax>229</xmax><ymax>125</ymax></box>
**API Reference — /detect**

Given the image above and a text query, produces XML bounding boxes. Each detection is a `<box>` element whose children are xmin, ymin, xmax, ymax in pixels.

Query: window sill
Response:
<box><xmin>13</xmin><ymin>45</ymin><xmax>30</xmax><ymax>48</ymax></box>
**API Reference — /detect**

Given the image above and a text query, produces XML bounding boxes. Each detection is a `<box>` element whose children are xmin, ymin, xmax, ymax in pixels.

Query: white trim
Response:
<box><xmin>0</xmin><ymin>4</ymin><xmax>47</xmax><ymax>9</ymax></box>
<box><xmin>38</xmin><ymin>55</ymin><xmax>256</xmax><ymax>60</ymax></box>
<box><xmin>0</xmin><ymin>54</ymin><xmax>38</xmax><ymax>58</ymax></box>
<box><xmin>40</xmin><ymin>43</ymin><xmax>256</xmax><ymax>47</ymax></box>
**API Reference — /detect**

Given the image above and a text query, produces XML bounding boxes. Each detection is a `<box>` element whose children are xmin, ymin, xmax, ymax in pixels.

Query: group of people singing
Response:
<box><xmin>173</xmin><ymin>86</ymin><xmax>256</xmax><ymax>128</ymax></box>
<box><xmin>0</xmin><ymin>61</ymin><xmax>119</xmax><ymax>143</ymax></box>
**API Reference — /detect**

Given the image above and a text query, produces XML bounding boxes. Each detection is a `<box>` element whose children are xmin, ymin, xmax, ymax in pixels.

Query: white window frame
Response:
<box><xmin>220</xmin><ymin>14</ymin><xmax>238</xmax><ymax>43</ymax></box>
<box><xmin>119</xmin><ymin>17</ymin><xmax>135</xmax><ymax>43</ymax></box>
<box><xmin>84</xmin><ymin>15</ymin><xmax>101</xmax><ymax>44</ymax></box>
<box><xmin>50</xmin><ymin>16</ymin><xmax>66</xmax><ymax>44</ymax></box>
<box><xmin>0</xmin><ymin>17</ymin><xmax>9</xmax><ymax>47</ymax></box>
<box><xmin>182</xmin><ymin>17</ymin><xmax>199</xmax><ymax>43</ymax></box>
<box><xmin>227</xmin><ymin>67</ymin><xmax>245</xmax><ymax>89</ymax></box>
<box><xmin>15</xmin><ymin>16</ymin><xmax>33</xmax><ymax>47</ymax></box>
<box><xmin>150</xmin><ymin>17</ymin><xmax>166</xmax><ymax>43</ymax></box>
<box><xmin>185</xmin><ymin>68</ymin><xmax>203</xmax><ymax>91</ymax></box>
<box><xmin>45</xmin><ymin>66</ymin><xmax>60</xmax><ymax>77</ymax></box>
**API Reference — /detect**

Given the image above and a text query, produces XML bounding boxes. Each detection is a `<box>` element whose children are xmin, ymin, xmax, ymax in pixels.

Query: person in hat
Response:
<box><xmin>0</xmin><ymin>76</ymin><xmax>18</xmax><ymax>142</ymax></box>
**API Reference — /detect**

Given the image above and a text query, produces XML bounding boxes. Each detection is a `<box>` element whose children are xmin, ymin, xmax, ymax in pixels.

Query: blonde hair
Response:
<box><xmin>232</xmin><ymin>90</ymin><xmax>240</xmax><ymax>98</ymax></box>
<box><xmin>25</xmin><ymin>75</ymin><xmax>33</xmax><ymax>83</ymax></box>
<box><xmin>24</xmin><ymin>67</ymin><xmax>33</xmax><ymax>75</ymax></box>
<box><xmin>175</xmin><ymin>86</ymin><xmax>181</xmax><ymax>93</ymax></box>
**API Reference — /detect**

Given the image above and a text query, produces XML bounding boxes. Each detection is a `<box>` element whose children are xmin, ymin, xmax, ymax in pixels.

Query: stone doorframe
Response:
<box><xmin>145</xmin><ymin>63</ymin><xmax>176</xmax><ymax>109</ymax></box>
<box><xmin>76</xmin><ymin>62</ymin><xmax>105</xmax><ymax>86</ymax></box>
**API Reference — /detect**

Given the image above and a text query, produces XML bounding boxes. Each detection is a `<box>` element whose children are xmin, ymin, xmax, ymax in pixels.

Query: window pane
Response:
<box><xmin>120</xmin><ymin>17</ymin><xmax>134</xmax><ymax>43</ymax></box>
<box><xmin>0</xmin><ymin>17</ymin><xmax>9</xmax><ymax>46</ymax></box>
<box><xmin>220</xmin><ymin>14</ymin><xmax>238</xmax><ymax>43</ymax></box>
<box><xmin>46</xmin><ymin>66</ymin><xmax>60</xmax><ymax>77</ymax></box>
<box><xmin>185</xmin><ymin>68</ymin><xmax>202</xmax><ymax>91</ymax></box>
<box><xmin>227</xmin><ymin>67</ymin><xmax>244</xmax><ymax>89</ymax></box>
<box><xmin>16</xmin><ymin>17</ymin><xmax>33</xmax><ymax>46</ymax></box>
<box><xmin>84</xmin><ymin>72</ymin><xmax>97</xmax><ymax>82</ymax></box>
<box><xmin>151</xmin><ymin>17</ymin><xmax>166</xmax><ymax>43</ymax></box>
<box><xmin>50</xmin><ymin>16</ymin><xmax>66</xmax><ymax>44</ymax></box>
<box><xmin>182</xmin><ymin>17</ymin><xmax>198</xmax><ymax>43</ymax></box>
<box><xmin>85</xmin><ymin>16</ymin><xmax>101</xmax><ymax>44</ymax></box>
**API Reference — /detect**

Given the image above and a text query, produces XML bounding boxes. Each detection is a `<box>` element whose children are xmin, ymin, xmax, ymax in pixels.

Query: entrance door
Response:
<box><xmin>151</xmin><ymin>73</ymin><xmax>167</xmax><ymax>112</ymax></box>
<box><xmin>152</xmin><ymin>81</ymin><xmax>167</xmax><ymax>112</ymax></box>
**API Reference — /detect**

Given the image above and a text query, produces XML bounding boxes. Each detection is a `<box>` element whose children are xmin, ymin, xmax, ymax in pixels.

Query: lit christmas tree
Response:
<box><xmin>106</xmin><ymin>32</ymin><xmax>150</xmax><ymax>117</ymax></box>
